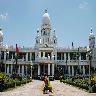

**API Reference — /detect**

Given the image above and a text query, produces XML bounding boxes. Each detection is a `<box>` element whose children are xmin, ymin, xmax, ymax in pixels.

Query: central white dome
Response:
<box><xmin>42</xmin><ymin>10</ymin><xmax>50</xmax><ymax>25</ymax></box>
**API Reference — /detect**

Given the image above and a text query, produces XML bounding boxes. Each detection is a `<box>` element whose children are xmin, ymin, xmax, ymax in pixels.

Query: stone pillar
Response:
<box><xmin>79</xmin><ymin>54</ymin><xmax>81</xmax><ymax>61</ymax></box>
<box><xmin>72</xmin><ymin>66</ymin><xmax>74</xmax><ymax>76</ymax></box>
<box><xmin>68</xmin><ymin>53</ymin><xmax>70</xmax><ymax>61</ymax></box>
<box><xmin>7</xmin><ymin>65</ymin><xmax>9</xmax><ymax>74</ymax></box>
<box><xmin>38</xmin><ymin>65</ymin><xmax>40</xmax><ymax>76</ymax></box>
<box><xmin>43</xmin><ymin>52</ymin><xmax>45</xmax><ymax>58</ymax></box>
<box><xmin>52</xmin><ymin>64</ymin><xmax>54</xmax><ymax>76</ymax></box>
<box><xmin>18</xmin><ymin>65</ymin><xmax>20</xmax><ymax>75</ymax></box>
<box><xmin>30</xmin><ymin>52</ymin><xmax>32</xmax><ymax>61</ymax></box>
<box><xmin>39</xmin><ymin>52</ymin><xmax>41</xmax><ymax>58</ymax></box>
<box><xmin>5</xmin><ymin>63</ymin><xmax>6</xmax><ymax>73</ymax></box>
<box><xmin>26</xmin><ymin>66</ymin><xmax>27</xmax><ymax>75</ymax></box>
<box><xmin>22</xmin><ymin>65</ymin><xmax>24</xmax><ymax>76</ymax></box>
<box><xmin>4</xmin><ymin>52</ymin><xmax>6</xmax><ymax>61</ymax></box>
<box><xmin>83</xmin><ymin>66</ymin><xmax>85</xmax><ymax>76</ymax></box>
<box><xmin>11</xmin><ymin>54</ymin><xmax>13</xmax><ymax>60</ymax></box>
<box><xmin>68</xmin><ymin>66</ymin><xmax>70</xmax><ymax>76</ymax></box>
<box><xmin>51</xmin><ymin>52</ymin><xmax>53</xmax><ymax>60</ymax></box>
<box><xmin>48</xmin><ymin>64</ymin><xmax>50</xmax><ymax>75</ymax></box>
<box><xmin>64</xmin><ymin>53</ymin><xmax>66</xmax><ymax>61</ymax></box>
<box><xmin>26</xmin><ymin>52</ymin><xmax>28</xmax><ymax>61</ymax></box>
<box><xmin>11</xmin><ymin>64</ymin><xmax>13</xmax><ymax>74</ymax></box>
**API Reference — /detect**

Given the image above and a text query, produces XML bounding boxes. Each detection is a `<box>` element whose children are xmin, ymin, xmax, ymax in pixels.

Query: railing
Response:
<box><xmin>54</xmin><ymin>60</ymin><xmax>89</xmax><ymax>65</ymax></box>
<box><xmin>35</xmin><ymin>57</ymin><xmax>54</xmax><ymax>63</ymax></box>
<box><xmin>5</xmin><ymin>59</ymin><xmax>32</xmax><ymax>65</ymax></box>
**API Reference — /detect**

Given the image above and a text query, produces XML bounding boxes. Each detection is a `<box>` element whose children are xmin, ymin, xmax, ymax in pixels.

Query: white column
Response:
<box><xmin>52</xmin><ymin>64</ymin><xmax>54</xmax><ymax>76</ymax></box>
<box><xmin>5</xmin><ymin>63</ymin><xmax>6</xmax><ymax>73</ymax></box>
<box><xmin>22</xmin><ymin>65</ymin><xmax>24</xmax><ymax>76</ymax></box>
<box><xmin>38</xmin><ymin>65</ymin><xmax>40</xmax><ymax>76</ymax></box>
<box><xmin>11</xmin><ymin>54</ymin><xmax>13</xmax><ymax>60</ymax></box>
<box><xmin>48</xmin><ymin>64</ymin><xmax>50</xmax><ymax>75</ymax></box>
<box><xmin>43</xmin><ymin>52</ymin><xmax>45</xmax><ymax>58</ymax></box>
<box><xmin>31</xmin><ymin>66</ymin><xmax>32</xmax><ymax>78</ymax></box>
<box><xmin>11</xmin><ymin>64</ymin><xmax>13</xmax><ymax>74</ymax></box>
<box><xmin>51</xmin><ymin>52</ymin><xmax>53</xmax><ymax>60</ymax></box>
<box><xmin>83</xmin><ymin>66</ymin><xmax>85</xmax><ymax>76</ymax></box>
<box><xmin>39</xmin><ymin>52</ymin><xmax>41</xmax><ymax>58</ymax></box>
<box><xmin>7</xmin><ymin>65</ymin><xmax>9</xmax><ymax>74</ymax></box>
<box><xmin>4</xmin><ymin>52</ymin><xmax>6</xmax><ymax>61</ymax></box>
<box><xmin>68</xmin><ymin>66</ymin><xmax>70</xmax><ymax>76</ymax></box>
<box><xmin>26</xmin><ymin>52</ymin><xmax>28</xmax><ymax>61</ymax></box>
<box><xmin>64</xmin><ymin>53</ymin><xmax>66</xmax><ymax>61</ymax></box>
<box><xmin>26</xmin><ymin>66</ymin><xmax>27</xmax><ymax>75</ymax></box>
<box><xmin>72</xmin><ymin>66</ymin><xmax>74</xmax><ymax>76</ymax></box>
<box><xmin>79</xmin><ymin>54</ymin><xmax>81</xmax><ymax>61</ymax></box>
<box><xmin>30</xmin><ymin>53</ymin><xmax>32</xmax><ymax>61</ymax></box>
<box><xmin>18</xmin><ymin>65</ymin><xmax>20</xmax><ymax>74</ymax></box>
<box><xmin>68</xmin><ymin>53</ymin><xmax>70</xmax><ymax>61</ymax></box>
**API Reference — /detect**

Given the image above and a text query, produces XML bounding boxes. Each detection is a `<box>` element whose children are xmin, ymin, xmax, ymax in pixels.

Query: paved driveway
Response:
<box><xmin>0</xmin><ymin>80</ymin><xmax>96</xmax><ymax>96</ymax></box>
<box><xmin>51</xmin><ymin>80</ymin><xmax>96</xmax><ymax>96</ymax></box>
<box><xmin>0</xmin><ymin>80</ymin><xmax>45</xmax><ymax>96</ymax></box>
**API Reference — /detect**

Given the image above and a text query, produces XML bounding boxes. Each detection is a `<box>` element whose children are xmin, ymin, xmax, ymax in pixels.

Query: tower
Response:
<box><xmin>35</xmin><ymin>10</ymin><xmax>57</xmax><ymax>48</ymax></box>
<box><xmin>0</xmin><ymin>28</ymin><xmax>3</xmax><ymax>46</ymax></box>
<box><xmin>89</xmin><ymin>28</ymin><xmax>95</xmax><ymax>49</ymax></box>
<box><xmin>35</xmin><ymin>28</ymin><xmax>40</xmax><ymax>48</ymax></box>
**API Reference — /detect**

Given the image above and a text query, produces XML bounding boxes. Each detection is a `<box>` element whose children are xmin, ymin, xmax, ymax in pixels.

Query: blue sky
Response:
<box><xmin>0</xmin><ymin>0</ymin><xmax>96</xmax><ymax>48</ymax></box>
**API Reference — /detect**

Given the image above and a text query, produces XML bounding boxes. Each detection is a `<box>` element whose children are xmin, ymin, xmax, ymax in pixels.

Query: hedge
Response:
<box><xmin>0</xmin><ymin>73</ymin><xmax>32</xmax><ymax>92</ymax></box>
<box><xmin>61</xmin><ymin>77</ymin><xmax>96</xmax><ymax>93</ymax></box>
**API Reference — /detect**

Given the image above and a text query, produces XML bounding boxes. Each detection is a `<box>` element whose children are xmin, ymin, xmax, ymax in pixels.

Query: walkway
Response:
<box><xmin>0</xmin><ymin>80</ymin><xmax>96</xmax><ymax>96</ymax></box>
<box><xmin>0</xmin><ymin>80</ymin><xmax>45</xmax><ymax>96</ymax></box>
<box><xmin>51</xmin><ymin>80</ymin><xmax>96</xmax><ymax>96</ymax></box>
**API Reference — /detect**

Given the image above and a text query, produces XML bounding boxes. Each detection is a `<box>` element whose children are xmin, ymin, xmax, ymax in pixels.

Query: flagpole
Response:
<box><xmin>15</xmin><ymin>44</ymin><xmax>18</xmax><ymax>76</ymax></box>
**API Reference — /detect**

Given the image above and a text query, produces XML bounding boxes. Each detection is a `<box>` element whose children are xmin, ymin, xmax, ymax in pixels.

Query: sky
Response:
<box><xmin>0</xmin><ymin>0</ymin><xmax>96</xmax><ymax>48</ymax></box>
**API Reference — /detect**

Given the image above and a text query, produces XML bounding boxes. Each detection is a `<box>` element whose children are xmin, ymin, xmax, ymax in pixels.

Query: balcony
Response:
<box><xmin>5</xmin><ymin>59</ymin><xmax>32</xmax><ymax>65</ymax></box>
<box><xmin>35</xmin><ymin>57</ymin><xmax>54</xmax><ymax>64</ymax></box>
<box><xmin>55</xmin><ymin>60</ymin><xmax>89</xmax><ymax>65</ymax></box>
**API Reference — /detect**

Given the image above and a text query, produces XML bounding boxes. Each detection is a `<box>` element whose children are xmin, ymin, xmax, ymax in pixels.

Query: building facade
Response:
<box><xmin>0</xmin><ymin>10</ymin><xmax>96</xmax><ymax>79</ymax></box>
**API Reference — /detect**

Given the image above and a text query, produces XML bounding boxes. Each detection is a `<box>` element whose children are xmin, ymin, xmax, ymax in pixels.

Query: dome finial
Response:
<box><xmin>91</xmin><ymin>27</ymin><xmax>92</xmax><ymax>33</ymax></box>
<box><xmin>45</xmin><ymin>9</ymin><xmax>47</xmax><ymax>13</ymax></box>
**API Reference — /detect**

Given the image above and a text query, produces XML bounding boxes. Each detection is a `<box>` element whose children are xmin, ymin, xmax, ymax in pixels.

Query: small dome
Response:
<box><xmin>0</xmin><ymin>28</ymin><xmax>3</xmax><ymax>36</ymax></box>
<box><xmin>42</xmin><ymin>10</ymin><xmax>50</xmax><ymax>25</ymax></box>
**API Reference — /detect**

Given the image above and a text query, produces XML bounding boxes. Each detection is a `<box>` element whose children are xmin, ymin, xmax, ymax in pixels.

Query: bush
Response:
<box><xmin>61</xmin><ymin>78</ymin><xmax>89</xmax><ymax>91</ymax></box>
<box><xmin>0</xmin><ymin>73</ymin><xmax>32</xmax><ymax>92</ymax></box>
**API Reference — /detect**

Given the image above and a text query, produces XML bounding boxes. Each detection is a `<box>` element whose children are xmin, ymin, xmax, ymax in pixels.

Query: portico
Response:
<box><xmin>37</xmin><ymin>61</ymin><xmax>55</xmax><ymax>78</ymax></box>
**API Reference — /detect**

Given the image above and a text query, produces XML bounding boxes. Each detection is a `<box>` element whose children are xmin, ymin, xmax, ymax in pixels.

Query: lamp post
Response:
<box><xmin>86</xmin><ymin>49</ymin><xmax>92</xmax><ymax>92</ymax></box>
<box><xmin>65</xmin><ymin>56</ymin><xmax>67</xmax><ymax>75</ymax></box>
<box><xmin>4</xmin><ymin>45</ymin><xmax>9</xmax><ymax>74</ymax></box>
<box><xmin>30</xmin><ymin>61</ymin><xmax>32</xmax><ymax>80</ymax></box>
<box><xmin>77</xmin><ymin>47</ymin><xmax>80</xmax><ymax>75</ymax></box>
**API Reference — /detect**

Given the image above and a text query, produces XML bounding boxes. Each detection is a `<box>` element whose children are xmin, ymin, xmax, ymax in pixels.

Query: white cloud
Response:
<box><xmin>79</xmin><ymin>1</ymin><xmax>88</xmax><ymax>9</ymax></box>
<box><xmin>0</xmin><ymin>13</ymin><xmax>8</xmax><ymax>21</ymax></box>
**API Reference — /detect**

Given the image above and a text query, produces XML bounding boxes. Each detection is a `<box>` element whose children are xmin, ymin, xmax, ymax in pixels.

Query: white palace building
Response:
<box><xmin>0</xmin><ymin>10</ymin><xmax>96</xmax><ymax>79</ymax></box>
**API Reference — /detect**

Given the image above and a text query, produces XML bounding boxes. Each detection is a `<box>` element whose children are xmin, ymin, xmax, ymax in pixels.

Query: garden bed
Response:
<box><xmin>61</xmin><ymin>77</ymin><xmax>96</xmax><ymax>93</ymax></box>
<box><xmin>0</xmin><ymin>73</ymin><xmax>32</xmax><ymax>92</ymax></box>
